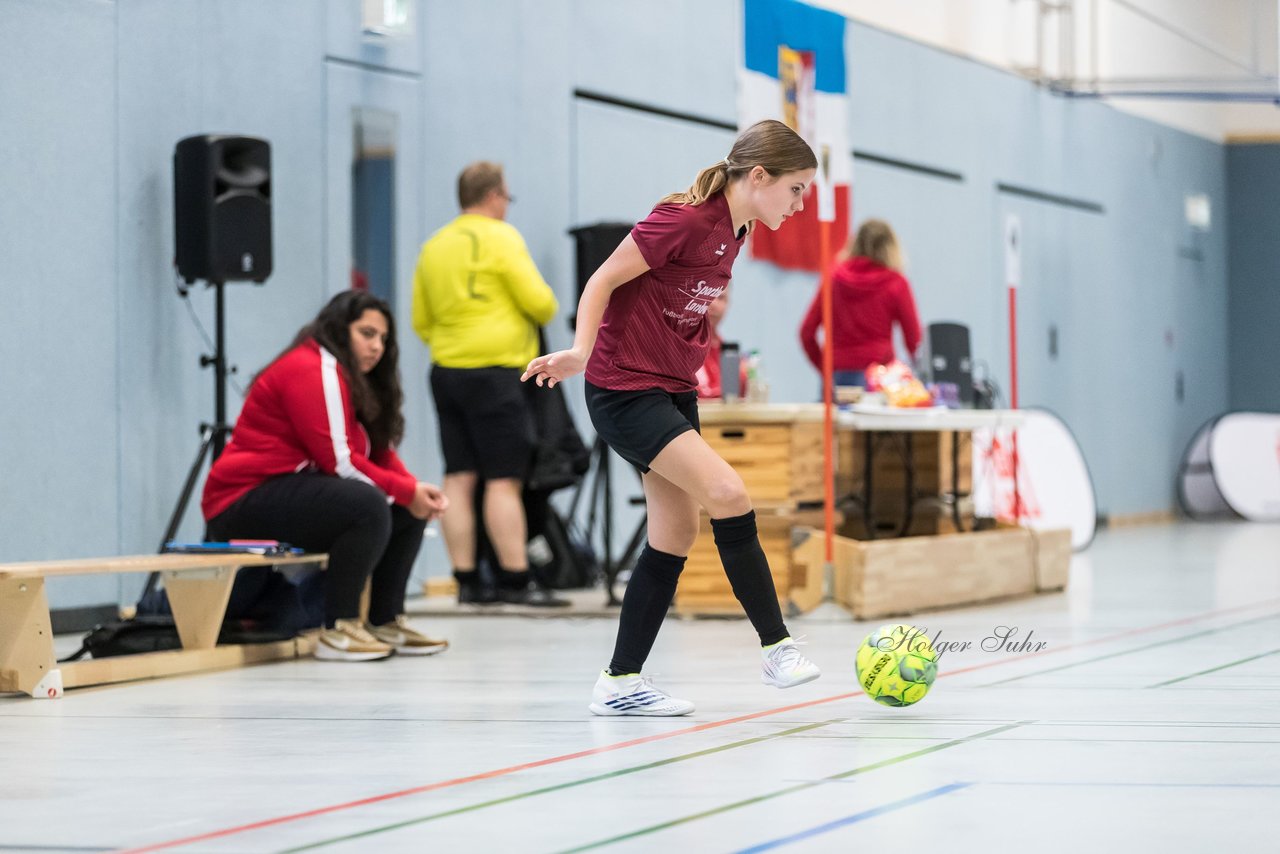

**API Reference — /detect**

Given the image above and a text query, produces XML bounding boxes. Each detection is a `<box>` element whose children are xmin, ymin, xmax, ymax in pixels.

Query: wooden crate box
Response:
<box><xmin>675</xmin><ymin>510</ymin><xmax>828</xmax><ymax>616</ymax></box>
<box><xmin>1033</xmin><ymin>527</ymin><xmax>1072</xmax><ymax>591</ymax></box>
<box><xmin>838</xmin><ymin>502</ymin><xmax>976</xmax><ymax>540</ymax></box>
<box><xmin>790</xmin><ymin>525</ymin><xmax>1071</xmax><ymax>619</ymax></box>
<box><xmin>699</xmin><ymin>417</ymin><xmax>825</xmax><ymax>509</ymax></box>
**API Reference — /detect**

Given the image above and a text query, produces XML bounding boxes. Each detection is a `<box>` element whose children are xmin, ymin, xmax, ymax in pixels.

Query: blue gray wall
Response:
<box><xmin>0</xmin><ymin>0</ymin><xmax>1244</xmax><ymax>609</ymax></box>
<box><xmin>1227</xmin><ymin>143</ymin><xmax>1280</xmax><ymax>413</ymax></box>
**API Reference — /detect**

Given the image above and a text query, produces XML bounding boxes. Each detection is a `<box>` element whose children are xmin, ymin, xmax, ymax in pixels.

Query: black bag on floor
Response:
<box><xmin>135</xmin><ymin>564</ymin><xmax>325</xmax><ymax>635</ymax></box>
<box><xmin>61</xmin><ymin>614</ymin><xmax>300</xmax><ymax>662</ymax></box>
<box><xmin>537</xmin><ymin>507</ymin><xmax>601</xmax><ymax>590</ymax></box>
<box><xmin>63</xmin><ymin>615</ymin><xmax>183</xmax><ymax>660</ymax></box>
<box><xmin>524</xmin><ymin>331</ymin><xmax>590</xmax><ymax>493</ymax></box>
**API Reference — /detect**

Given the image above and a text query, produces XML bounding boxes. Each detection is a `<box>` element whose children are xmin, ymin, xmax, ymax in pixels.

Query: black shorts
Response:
<box><xmin>430</xmin><ymin>365</ymin><xmax>533</xmax><ymax>479</ymax></box>
<box><xmin>584</xmin><ymin>380</ymin><xmax>700</xmax><ymax>473</ymax></box>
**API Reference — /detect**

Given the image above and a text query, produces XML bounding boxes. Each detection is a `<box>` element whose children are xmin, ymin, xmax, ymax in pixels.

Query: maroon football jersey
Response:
<box><xmin>585</xmin><ymin>192</ymin><xmax>744</xmax><ymax>392</ymax></box>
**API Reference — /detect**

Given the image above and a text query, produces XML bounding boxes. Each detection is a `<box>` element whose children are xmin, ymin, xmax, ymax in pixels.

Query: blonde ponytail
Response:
<box><xmin>660</xmin><ymin>160</ymin><xmax>736</xmax><ymax>205</ymax></box>
<box><xmin>657</xmin><ymin>120</ymin><xmax>817</xmax><ymax>207</ymax></box>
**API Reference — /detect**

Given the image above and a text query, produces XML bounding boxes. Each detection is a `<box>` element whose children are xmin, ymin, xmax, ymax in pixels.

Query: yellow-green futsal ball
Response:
<box><xmin>856</xmin><ymin>624</ymin><xmax>939</xmax><ymax>707</ymax></box>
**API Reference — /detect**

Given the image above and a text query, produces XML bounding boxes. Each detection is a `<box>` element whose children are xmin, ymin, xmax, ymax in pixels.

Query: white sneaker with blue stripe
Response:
<box><xmin>588</xmin><ymin>671</ymin><xmax>695</xmax><ymax>717</ymax></box>
<box><xmin>761</xmin><ymin>637</ymin><xmax>821</xmax><ymax>688</ymax></box>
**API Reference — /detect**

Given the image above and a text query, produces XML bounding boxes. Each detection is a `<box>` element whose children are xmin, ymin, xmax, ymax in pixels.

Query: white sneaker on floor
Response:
<box><xmin>588</xmin><ymin>671</ymin><xmax>695</xmax><ymax>717</ymax></box>
<box><xmin>761</xmin><ymin>637</ymin><xmax>821</xmax><ymax>688</ymax></box>
<box><xmin>315</xmin><ymin>619</ymin><xmax>394</xmax><ymax>662</ymax></box>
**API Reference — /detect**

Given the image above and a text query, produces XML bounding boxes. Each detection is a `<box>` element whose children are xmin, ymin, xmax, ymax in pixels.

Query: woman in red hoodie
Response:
<box><xmin>202</xmin><ymin>291</ymin><xmax>449</xmax><ymax>662</ymax></box>
<box><xmin>799</xmin><ymin>219</ymin><xmax>922</xmax><ymax>387</ymax></box>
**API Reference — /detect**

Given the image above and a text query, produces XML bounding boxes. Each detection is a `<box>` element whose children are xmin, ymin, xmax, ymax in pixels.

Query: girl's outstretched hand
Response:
<box><xmin>522</xmin><ymin>348</ymin><xmax>587</xmax><ymax>388</ymax></box>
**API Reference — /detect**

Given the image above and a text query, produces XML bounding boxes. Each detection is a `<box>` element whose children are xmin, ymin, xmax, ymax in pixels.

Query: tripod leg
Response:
<box><xmin>601</xmin><ymin>447</ymin><xmax>614</xmax><ymax>604</ymax></box>
<box><xmin>567</xmin><ymin>439</ymin><xmax>603</xmax><ymax>521</ymax></box>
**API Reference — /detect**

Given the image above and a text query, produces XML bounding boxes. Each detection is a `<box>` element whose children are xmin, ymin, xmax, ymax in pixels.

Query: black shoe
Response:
<box><xmin>525</xmin><ymin>584</ymin><xmax>572</xmax><ymax>608</ymax></box>
<box><xmin>522</xmin><ymin>581</ymin><xmax>573</xmax><ymax>606</ymax></box>
<box><xmin>457</xmin><ymin>583</ymin><xmax>499</xmax><ymax>605</ymax></box>
<box><xmin>499</xmin><ymin>581</ymin><xmax>572</xmax><ymax>608</ymax></box>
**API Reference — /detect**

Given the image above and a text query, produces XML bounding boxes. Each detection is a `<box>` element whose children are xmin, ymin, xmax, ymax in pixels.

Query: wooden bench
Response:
<box><xmin>0</xmin><ymin>553</ymin><xmax>326</xmax><ymax>699</ymax></box>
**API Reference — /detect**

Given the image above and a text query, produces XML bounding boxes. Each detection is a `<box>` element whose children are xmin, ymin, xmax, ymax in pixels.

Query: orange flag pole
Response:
<box><xmin>816</xmin><ymin>145</ymin><xmax>837</xmax><ymax>595</ymax></box>
<box><xmin>820</xmin><ymin>223</ymin><xmax>834</xmax><ymax>564</ymax></box>
<box><xmin>1004</xmin><ymin>215</ymin><xmax>1023</xmax><ymax>523</ymax></box>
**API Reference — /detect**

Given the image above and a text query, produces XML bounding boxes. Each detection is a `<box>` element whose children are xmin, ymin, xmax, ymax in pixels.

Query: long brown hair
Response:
<box><xmin>263</xmin><ymin>290</ymin><xmax>406</xmax><ymax>451</ymax></box>
<box><xmin>660</xmin><ymin>119</ymin><xmax>817</xmax><ymax>206</ymax></box>
<box><xmin>843</xmin><ymin>219</ymin><xmax>903</xmax><ymax>271</ymax></box>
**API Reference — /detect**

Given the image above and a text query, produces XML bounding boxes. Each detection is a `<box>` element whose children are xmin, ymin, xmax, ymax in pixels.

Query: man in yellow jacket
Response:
<box><xmin>412</xmin><ymin>161</ymin><xmax>564</xmax><ymax>606</ymax></box>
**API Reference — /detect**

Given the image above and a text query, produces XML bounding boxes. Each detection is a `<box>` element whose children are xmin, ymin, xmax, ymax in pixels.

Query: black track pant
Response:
<box><xmin>207</xmin><ymin>472</ymin><xmax>425</xmax><ymax>627</ymax></box>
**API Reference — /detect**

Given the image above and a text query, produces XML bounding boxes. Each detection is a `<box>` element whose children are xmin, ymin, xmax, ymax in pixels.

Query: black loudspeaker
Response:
<box><xmin>174</xmin><ymin>135</ymin><xmax>272</xmax><ymax>284</ymax></box>
<box><xmin>569</xmin><ymin>222</ymin><xmax>632</xmax><ymax>292</ymax></box>
<box><xmin>925</xmin><ymin>321</ymin><xmax>974</xmax><ymax>407</ymax></box>
<box><xmin>567</xmin><ymin>222</ymin><xmax>632</xmax><ymax>330</ymax></box>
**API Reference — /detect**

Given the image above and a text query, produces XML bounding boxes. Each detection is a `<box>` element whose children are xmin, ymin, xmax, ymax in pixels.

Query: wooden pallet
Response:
<box><xmin>808</xmin><ymin>525</ymin><xmax>1071</xmax><ymax>619</ymax></box>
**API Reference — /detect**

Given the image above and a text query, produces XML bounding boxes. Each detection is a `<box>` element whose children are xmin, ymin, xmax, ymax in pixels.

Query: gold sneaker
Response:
<box><xmin>369</xmin><ymin>616</ymin><xmax>449</xmax><ymax>656</ymax></box>
<box><xmin>316</xmin><ymin>618</ymin><xmax>394</xmax><ymax>661</ymax></box>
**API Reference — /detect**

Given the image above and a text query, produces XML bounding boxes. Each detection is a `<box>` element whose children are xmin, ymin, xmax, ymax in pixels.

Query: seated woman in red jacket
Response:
<box><xmin>201</xmin><ymin>291</ymin><xmax>449</xmax><ymax>662</ymax></box>
<box><xmin>798</xmin><ymin>219</ymin><xmax>922</xmax><ymax>388</ymax></box>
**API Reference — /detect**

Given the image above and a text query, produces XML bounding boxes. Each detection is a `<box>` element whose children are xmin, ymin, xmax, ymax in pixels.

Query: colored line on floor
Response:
<box><xmin>113</xmin><ymin>596</ymin><xmax>1280</xmax><ymax>854</ymax></box>
<box><xmin>730</xmin><ymin>782</ymin><xmax>973</xmax><ymax>853</ymax></box>
<box><xmin>112</xmin><ymin>695</ymin><xmax>860</xmax><ymax>854</ymax></box>
<box><xmin>979</xmin><ymin>780</ymin><xmax>1280</xmax><ymax>788</ymax></box>
<box><xmin>785</xmin><ymin>736</ymin><xmax>1280</xmax><ymax>746</ymax></box>
<box><xmin>552</xmin><ymin>723</ymin><xmax>1028</xmax><ymax>853</ymax></box>
<box><xmin>984</xmin><ymin>612</ymin><xmax>1280</xmax><ymax>686</ymax></box>
<box><xmin>1148</xmin><ymin>647</ymin><xmax>1280</xmax><ymax>688</ymax></box>
<box><xmin>286</xmin><ymin>609</ymin><xmax>1280</xmax><ymax>851</ymax></box>
<box><xmin>277</xmin><ymin>719</ymin><xmax>845</xmax><ymax>853</ymax></box>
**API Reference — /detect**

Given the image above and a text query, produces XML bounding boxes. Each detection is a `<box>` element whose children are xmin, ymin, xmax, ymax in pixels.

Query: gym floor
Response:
<box><xmin>2</xmin><ymin>521</ymin><xmax>1277</xmax><ymax>853</ymax></box>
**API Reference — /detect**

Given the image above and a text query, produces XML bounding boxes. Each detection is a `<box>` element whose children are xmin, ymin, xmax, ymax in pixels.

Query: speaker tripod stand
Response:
<box><xmin>567</xmin><ymin>439</ymin><xmax>648</xmax><ymax>607</ymax></box>
<box><xmin>141</xmin><ymin>278</ymin><xmax>235</xmax><ymax>601</ymax></box>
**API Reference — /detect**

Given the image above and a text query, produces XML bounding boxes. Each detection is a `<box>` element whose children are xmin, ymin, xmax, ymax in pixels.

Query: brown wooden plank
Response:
<box><xmin>60</xmin><ymin>636</ymin><xmax>317</xmax><ymax>690</ymax></box>
<box><xmin>0</xmin><ymin>552</ymin><xmax>327</xmax><ymax>580</ymax></box>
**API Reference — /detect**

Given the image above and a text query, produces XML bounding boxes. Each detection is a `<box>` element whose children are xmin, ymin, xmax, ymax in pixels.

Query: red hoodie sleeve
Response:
<box><xmin>798</xmin><ymin>288</ymin><xmax>824</xmax><ymax>370</ymax></box>
<box><xmin>896</xmin><ymin>277</ymin><xmax>923</xmax><ymax>358</ymax></box>
<box><xmin>276</xmin><ymin>348</ymin><xmax>418</xmax><ymax>506</ymax></box>
<box><xmin>371</xmin><ymin>445</ymin><xmax>414</xmax><ymax>480</ymax></box>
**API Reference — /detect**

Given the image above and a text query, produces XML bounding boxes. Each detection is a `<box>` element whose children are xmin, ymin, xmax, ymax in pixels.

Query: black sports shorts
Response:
<box><xmin>430</xmin><ymin>365</ymin><xmax>533</xmax><ymax>479</ymax></box>
<box><xmin>584</xmin><ymin>380</ymin><xmax>700</xmax><ymax>473</ymax></box>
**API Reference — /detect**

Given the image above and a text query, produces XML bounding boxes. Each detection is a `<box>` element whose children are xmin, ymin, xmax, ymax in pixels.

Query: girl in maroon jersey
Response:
<box><xmin>523</xmin><ymin>120</ymin><xmax>821</xmax><ymax>716</ymax></box>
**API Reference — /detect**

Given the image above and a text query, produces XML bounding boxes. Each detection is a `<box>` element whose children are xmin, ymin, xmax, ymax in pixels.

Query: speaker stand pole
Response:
<box><xmin>600</xmin><ymin>442</ymin><xmax>615</xmax><ymax>604</ymax></box>
<box><xmin>212</xmin><ymin>278</ymin><xmax>228</xmax><ymax>458</ymax></box>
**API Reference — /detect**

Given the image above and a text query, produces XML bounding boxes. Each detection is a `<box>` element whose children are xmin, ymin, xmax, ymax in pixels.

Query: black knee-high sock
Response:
<box><xmin>711</xmin><ymin>510</ymin><xmax>790</xmax><ymax>646</ymax></box>
<box><xmin>607</xmin><ymin>545</ymin><xmax>686</xmax><ymax>676</ymax></box>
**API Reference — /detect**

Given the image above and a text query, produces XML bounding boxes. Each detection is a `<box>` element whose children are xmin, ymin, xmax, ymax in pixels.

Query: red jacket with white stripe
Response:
<box><xmin>201</xmin><ymin>339</ymin><xmax>417</xmax><ymax>520</ymax></box>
